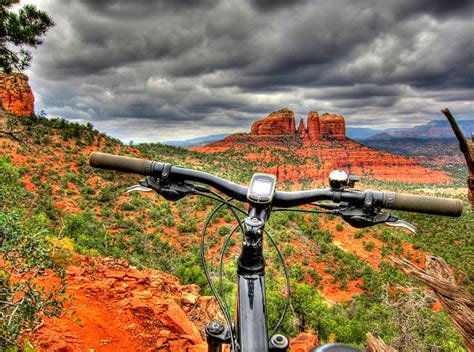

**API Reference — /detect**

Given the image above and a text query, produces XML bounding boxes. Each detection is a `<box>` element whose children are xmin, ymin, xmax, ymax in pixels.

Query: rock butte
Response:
<box><xmin>251</xmin><ymin>108</ymin><xmax>346</xmax><ymax>142</ymax></box>
<box><xmin>0</xmin><ymin>72</ymin><xmax>34</xmax><ymax>116</ymax></box>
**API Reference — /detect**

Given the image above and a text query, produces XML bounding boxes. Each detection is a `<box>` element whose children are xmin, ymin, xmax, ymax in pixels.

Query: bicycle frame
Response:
<box><xmin>206</xmin><ymin>207</ymin><xmax>288</xmax><ymax>352</ymax></box>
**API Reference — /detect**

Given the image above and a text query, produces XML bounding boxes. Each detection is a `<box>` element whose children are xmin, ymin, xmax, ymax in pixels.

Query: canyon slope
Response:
<box><xmin>193</xmin><ymin>108</ymin><xmax>451</xmax><ymax>185</ymax></box>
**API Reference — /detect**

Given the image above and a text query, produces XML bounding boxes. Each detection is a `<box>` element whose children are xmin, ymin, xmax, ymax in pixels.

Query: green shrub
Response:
<box><xmin>363</xmin><ymin>241</ymin><xmax>375</xmax><ymax>252</ymax></box>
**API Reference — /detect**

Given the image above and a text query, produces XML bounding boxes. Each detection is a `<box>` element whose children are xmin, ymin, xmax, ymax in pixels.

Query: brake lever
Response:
<box><xmin>129</xmin><ymin>176</ymin><xmax>196</xmax><ymax>201</ymax></box>
<box><xmin>126</xmin><ymin>185</ymin><xmax>153</xmax><ymax>193</ymax></box>
<box><xmin>126</xmin><ymin>178</ymin><xmax>154</xmax><ymax>193</ymax></box>
<box><xmin>385</xmin><ymin>220</ymin><xmax>417</xmax><ymax>235</ymax></box>
<box><xmin>339</xmin><ymin>206</ymin><xmax>417</xmax><ymax>235</ymax></box>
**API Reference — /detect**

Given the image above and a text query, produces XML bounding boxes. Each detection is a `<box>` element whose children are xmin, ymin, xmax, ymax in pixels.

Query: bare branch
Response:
<box><xmin>391</xmin><ymin>255</ymin><xmax>474</xmax><ymax>351</ymax></box>
<box><xmin>367</xmin><ymin>332</ymin><xmax>396</xmax><ymax>352</ymax></box>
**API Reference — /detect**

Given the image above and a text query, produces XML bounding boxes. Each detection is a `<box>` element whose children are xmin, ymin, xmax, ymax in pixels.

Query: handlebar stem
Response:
<box><xmin>238</xmin><ymin>207</ymin><xmax>268</xmax><ymax>274</ymax></box>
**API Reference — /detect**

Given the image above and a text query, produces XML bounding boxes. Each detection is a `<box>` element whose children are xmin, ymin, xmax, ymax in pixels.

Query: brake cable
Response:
<box><xmin>199</xmin><ymin>192</ymin><xmax>249</xmax><ymax>351</ymax></box>
<box><xmin>218</xmin><ymin>222</ymin><xmax>243</xmax><ymax>315</ymax></box>
<box><xmin>200</xmin><ymin>200</ymin><xmax>237</xmax><ymax>350</ymax></box>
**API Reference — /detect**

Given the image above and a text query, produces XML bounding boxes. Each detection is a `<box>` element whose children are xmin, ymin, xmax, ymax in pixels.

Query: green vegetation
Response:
<box><xmin>0</xmin><ymin>156</ymin><xmax>67</xmax><ymax>350</ymax></box>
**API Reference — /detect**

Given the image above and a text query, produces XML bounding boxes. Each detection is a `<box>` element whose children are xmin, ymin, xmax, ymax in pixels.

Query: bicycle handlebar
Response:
<box><xmin>89</xmin><ymin>152</ymin><xmax>463</xmax><ymax>217</ymax></box>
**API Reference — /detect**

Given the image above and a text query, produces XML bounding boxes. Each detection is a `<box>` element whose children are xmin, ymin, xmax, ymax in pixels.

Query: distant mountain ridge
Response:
<box><xmin>368</xmin><ymin>119</ymin><xmax>473</xmax><ymax>140</ymax></box>
<box><xmin>164</xmin><ymin>133</ymin><xmax>230</xmax><ymax>148</ymax></box>
<box><xmin>165</xmin><ymin>119</ymin><xmax>474</xmax><ymax>148</ymax></box>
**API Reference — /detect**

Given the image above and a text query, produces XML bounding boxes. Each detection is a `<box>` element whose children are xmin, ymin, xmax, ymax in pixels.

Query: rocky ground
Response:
<box><xmin>27</xmin><ymin>256</ymin><xmax>318</xmax><ymax>352</ymax></box>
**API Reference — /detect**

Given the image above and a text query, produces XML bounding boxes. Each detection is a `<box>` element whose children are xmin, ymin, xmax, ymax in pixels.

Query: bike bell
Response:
<box><xmin>329</xmin><ymin>170</ymin><xmax>348</xmax><ymax>190</ymax></box>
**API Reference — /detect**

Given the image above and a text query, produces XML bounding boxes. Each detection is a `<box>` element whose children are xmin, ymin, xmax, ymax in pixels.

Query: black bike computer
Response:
<box><xmin>247</xmin><ymin>173</ymin><xmax>277</xmax><ymax>205</ymax></box>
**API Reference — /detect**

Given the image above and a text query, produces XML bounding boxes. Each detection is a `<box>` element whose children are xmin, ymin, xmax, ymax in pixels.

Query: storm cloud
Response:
<box><xmin>24</xmin><ymin>0</ymin><xmax>473</xmax><ymax>142</ymax></box>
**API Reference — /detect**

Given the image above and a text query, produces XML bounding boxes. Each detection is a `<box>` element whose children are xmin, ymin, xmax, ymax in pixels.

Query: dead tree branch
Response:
<box><xmin>367</xmin><ymin>332</ymin><xmax>396</xmax><ymax>352</ymax></box>
<box><xmin>442</xmin><ymin>108</ymin><xmax>474</xmax><ymax>208</ymax></box>
<box><xmin>391</xmin><ymin>255</ymin><xmax>474</xmax><ymax>351</ymax></box>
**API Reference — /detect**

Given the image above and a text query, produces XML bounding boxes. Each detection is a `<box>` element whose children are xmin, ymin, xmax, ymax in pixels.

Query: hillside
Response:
<box><xmin>192</xmin><ymin>109</ymin><xmax>451</xmax><ymax>186</ymax></box>
<box><xmin>164</xmin><ymin>133</ymin><xmax>231</xmax><ymax>148</ymax></box>
<box><xmin>359</xmin><ymin>138</ymin><xmax>466</xmax><ymax>166</ymax></box>
<box><xmin>1</xmin><ymin>111</ymin><xmax>471</xmax><ymax>351</ymax></box>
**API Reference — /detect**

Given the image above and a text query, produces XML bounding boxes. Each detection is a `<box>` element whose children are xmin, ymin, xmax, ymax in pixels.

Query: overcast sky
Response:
<box><xmin>23</xmin><ymin>0</ymin><xmax>473</xmax><ymax>142</ymax></box>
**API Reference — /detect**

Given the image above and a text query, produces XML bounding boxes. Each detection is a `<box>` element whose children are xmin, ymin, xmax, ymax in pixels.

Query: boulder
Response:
<box><xmin>159</xmin><ymin>299</ymin><xmax>203</xmax><ymax>344</ymax></box>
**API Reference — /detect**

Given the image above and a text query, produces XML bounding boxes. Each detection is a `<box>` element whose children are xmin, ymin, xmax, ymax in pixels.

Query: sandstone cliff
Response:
<box><xmin>320</xmin><ymin>113</ymin><xmax>345</xmax><ymax>141</ymax></box>
<box><xmin>251</xmin><ymin>108</ymin><xmax>296</xmax><ymax>136</ymax></box>
<box><xmin>250</xmin><ymin>108</ymin><xmax>346</xmax><ymax>142</ymax></box>
<box><xmin>0</xmin><ymin>73</ymin><xmax>34</xmax><ymax>116</ymax></box>
<box><xmin>307</xmin><ymin>111</ymin><xmax>322</xmax><ymax>142</ymax></box>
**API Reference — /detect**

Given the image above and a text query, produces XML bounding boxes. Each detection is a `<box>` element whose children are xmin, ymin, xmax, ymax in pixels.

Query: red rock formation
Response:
<box><xmin>192</xmin><ymin>131</ymin><xmax>451</xmax><ymax>185</ymax></box>
<box><xmin>297</xmin><ymin>117</ymin><xmax>309</xmax><ymax>140</ymax></box>
<box><xmin>251</xmin><ymin>108</ymin><xmax>296</xmax><ymax>136</ymax></box>
<box><xmin>0</xmin><ymin>73</ymin><xmax>34</xmax><ymax>116</ymax></box>
<box><xmin>251</xmin><ymin>109</ymin><xmax>346</xmax><ymax>142</ymax></box>
<box><xmin>307</xmin><ymin>111</ymin><xmax>321</xmax><ymax>142</ymax></box>
<box><xmin>320</xmin><ymin>113</ymin><xmax>345</xmax><ymax>141</ymax></box>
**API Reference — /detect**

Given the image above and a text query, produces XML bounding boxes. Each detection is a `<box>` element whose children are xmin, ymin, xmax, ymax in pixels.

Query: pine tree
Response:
<box><xmin>0</xmin><ymin>0</ymin><xmax>54</xmax><ymax>73</ymax></box>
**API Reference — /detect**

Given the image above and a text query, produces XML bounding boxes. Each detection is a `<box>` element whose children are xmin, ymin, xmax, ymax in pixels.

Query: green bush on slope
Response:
<box><xmin>0</xmin><ymin>156</ymin><xmax>67</xmax><ymax>350</ymax></box>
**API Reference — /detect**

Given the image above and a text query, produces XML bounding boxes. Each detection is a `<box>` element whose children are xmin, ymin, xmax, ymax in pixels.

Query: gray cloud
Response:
<box><xmin>23</xmin><ymin>0</ymin><xmax>473</xmax><ymax>142</ymax></box>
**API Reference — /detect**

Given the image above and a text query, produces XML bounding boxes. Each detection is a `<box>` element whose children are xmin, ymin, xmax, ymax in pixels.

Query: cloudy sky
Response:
<box><xmin>22</xmin><ymin>0</ymin><xmax>473</xmax><ymax>142</ymax></box>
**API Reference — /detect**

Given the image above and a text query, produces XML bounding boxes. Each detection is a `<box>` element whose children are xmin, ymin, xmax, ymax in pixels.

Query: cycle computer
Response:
<box><xmin>247</xmin><ymin>173</ymin><xmax>277</xmax><ymax>205</ymax></box>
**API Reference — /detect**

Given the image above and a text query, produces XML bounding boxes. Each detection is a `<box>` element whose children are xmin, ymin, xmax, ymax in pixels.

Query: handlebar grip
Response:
<box><xmin>383</xmin><ymin>192</ymin><xmax>463</xmax><ymax>217</ymax></box>
<box><xmin>89</xmin><ymin>152</ymin><xmax>156</xmax><ymax>175</ymax></box>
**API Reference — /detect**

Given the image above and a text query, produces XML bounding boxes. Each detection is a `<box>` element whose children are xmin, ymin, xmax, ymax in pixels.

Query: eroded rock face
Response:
<box><xmin>250</xmin><ymin>108</ymin><xmax>346</xmax><ymax>142</ymax></box>
<box><xmin>0</xmin><ymin>73</ymin><xmax>34</xmax><ymax>116</ymax></box>
<box><xmin>251</xmin><ymin>108</ymin><xmax>296</xmax><ymax>136</ymax></box>
<box><xmin>320</xmin><ymin>113</ymin><xmax>345</xmax><ymax>141</ymax></box>
<box><xmin>307</xmin><ymin>111</ymin><xmax>321</xmax><ymax>142</ymax></box>
<box><xmin>29</xmin><ymin>256</ymin><xmax>217</xmax><ymax>351</ymax></box>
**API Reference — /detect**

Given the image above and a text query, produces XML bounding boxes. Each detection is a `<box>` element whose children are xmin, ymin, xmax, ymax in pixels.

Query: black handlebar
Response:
<box><xmin>89</xmin><ymin>152</ymin><xmax>463</xmax><ymax>217</ymax></box>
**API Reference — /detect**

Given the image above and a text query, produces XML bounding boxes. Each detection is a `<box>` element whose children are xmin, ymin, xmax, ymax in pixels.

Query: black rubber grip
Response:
<box><xmin>89</xmin><ymin>152</ymin><xmax>155</xmax><ymax>175</ymax></box>
<box><xmin>383</xmin><ymin>192</ymin><xmax>463</xmax><ymax>217</ymax></box>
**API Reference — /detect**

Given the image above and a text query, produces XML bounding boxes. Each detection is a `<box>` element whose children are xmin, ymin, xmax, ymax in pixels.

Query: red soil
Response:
<box><xmin>26</xmin><ymin>256</ymin><xmax>319</xmax><ymax>352</ymax></box>
<box><xmin>28</xmin><ymin>256</ymin><xmax>217</xmax><ymax>352</ymax></box>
